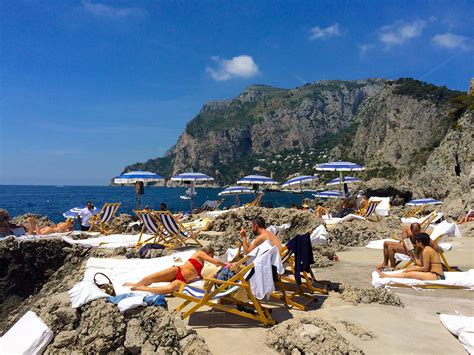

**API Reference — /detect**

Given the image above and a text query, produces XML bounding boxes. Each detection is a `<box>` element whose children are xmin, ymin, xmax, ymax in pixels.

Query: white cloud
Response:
<box><xmin>206</xmin><ymin>55</ymin><xmax>259</xmax><ymax>81</ymax></box>
<box><xmin>309</xmin><ymin>23</ymin><xmax>341</xmax><ymax>40</ymax></box>
<box><xmin>358</xmin><ymin>44</ymin><xmax>375</xmax><ymax>56</ymax></box>
<box><xmin>378</xmin><ymin>20</ymin><xmax>426</xmax><ymax>47</ymax></box>
<box><xmin>431</xmin><ymin>33</ymin><xmax>471</xmax><ymax>50</ymax></box>
<box><xmin>82</xmin><ymin>1</ymin><xmax>147</xmax><ymax>19</ymax></box>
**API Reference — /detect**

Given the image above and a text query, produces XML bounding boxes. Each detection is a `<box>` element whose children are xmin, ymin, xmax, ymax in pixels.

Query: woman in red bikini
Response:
<box><xmin>123</xmin><ymin>246</ymin><xmax>228</xmax><ymax>294</ymax></box>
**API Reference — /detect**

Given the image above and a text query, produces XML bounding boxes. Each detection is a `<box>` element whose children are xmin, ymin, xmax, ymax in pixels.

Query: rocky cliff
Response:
<box><xmin>124</xmin><ymin>78</ymin><xmax>473</xmax><ymax>207</ymax></box>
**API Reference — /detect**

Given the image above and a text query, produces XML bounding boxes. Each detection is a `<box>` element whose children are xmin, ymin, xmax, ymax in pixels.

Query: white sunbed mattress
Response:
<box><xmin>371</xmin><ymin>270</ymin><xmax>474</xmax><ymax>289</ymax></box>
<box><xmin>83</xmin><ymin>249</ymin><xmax>197</xmax><ymax>295</ymax></box>
<box><xmin>62</xmin><ymin>233</ymin><xmax>151</xmax><ymax>248</ymax></box>
<box><xmin>0</xmin><ymin>311</ymin><xmax>53</xmax><ymax>355</ymax></box>
<box><xmin>440</xmin><ymin>314</ymin><xmax>474</xmax><ymax>354</ymax></box>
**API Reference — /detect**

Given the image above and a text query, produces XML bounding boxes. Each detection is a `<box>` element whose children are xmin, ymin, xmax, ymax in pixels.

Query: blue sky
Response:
<box><xmin>1</xmin><ymin>0</ymin><xmax>473</xmax><ymax>185</ymax></box>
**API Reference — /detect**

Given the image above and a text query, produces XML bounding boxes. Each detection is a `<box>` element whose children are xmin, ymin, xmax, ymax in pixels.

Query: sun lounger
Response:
<box><xmin>401</xmin><ymin>211</ymin><xmax>444</xmax><ymax>231</ymax></box>
<box><xmin>371</xmin><ymin>269</ymin><xmax>474</xmax><ymax>289</ymax></box>
<box><xmin>193</xmin><ymin>200</ymin><xmax>223</xmax><ymax>214</ymax></box>
<box><xmin>369</xmin><ymin>196</ymin><xmax>391</xmax><ymax>216</ymax></box>
<box><xmin>173</xmin><ymin>256</ymin><xmax>275</xmax><ymax>326</ymax></box>
<box><xmin>244</xmin><ymin>193</ymin><xmax>264</xmax><ymax>207</ymax></box>
<box><xmin>153</xmin><ymin>211</ymin><xmax>203</xmax><ymax>248</ymax></box>
<box><xmin>324</xmin><ymin>200</ymin><xmax>380</xmax><ymax>225</ymax></box>
<box><xmin>439</xmin><ymin>314</ymin><xmax>474</xmax><ymax>354</ymax></box>
<box><xmin>134</xmin><ymin>209</ymin><xmax>175</xmax><ymax>247</ymax></box>
<box><xmin>63</xmin><ymin>234</ymin><xmax>150</xmax><ymax>248</ymax></box>
<box><xmin>88</xmin><ymin>202</ymin><xmax>121</xmax><ymax>234</ymax></box>
<box><xmin>0</xmin><ymin>311</ymin><xmax>53</xmax><ymax>355</ymax></box>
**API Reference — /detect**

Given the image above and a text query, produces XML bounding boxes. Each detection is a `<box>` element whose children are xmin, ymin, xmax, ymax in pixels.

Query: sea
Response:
<box><xmin>0</xmin><ymin>185</ymin><xmax>313</xmax><ymax>223</ymax></box>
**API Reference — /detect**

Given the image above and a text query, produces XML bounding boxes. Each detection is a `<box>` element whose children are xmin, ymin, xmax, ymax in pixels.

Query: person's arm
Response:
<box><xmin>429</xmin><ymin>239</ymin><xmax>440</xmax><ymax>252</ymax></box>
<box><xmin>243</xmin><ymin>235</ymin><xmax>266</xmax><ymax>255</ymax></box>
<box><xmin>196</xmin><ymin>251</ymin><xmax>226</xmax><ymax>267</ymax></box>
<box><xmin>405</xmin><ymin>249</ymin><xmax>431</xmax><ymax>272</ymax></box>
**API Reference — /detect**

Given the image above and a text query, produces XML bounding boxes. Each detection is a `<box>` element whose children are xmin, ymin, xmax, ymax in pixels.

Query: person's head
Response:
<box><xmin>410</xmin><ymin>223</ymin><xmax>422</xmax><ymax>236</ymax></box>
<box><xmin>160</xmin><ymin>203</ymin><xmax>167</xmax><ymax>211</ymax></box>
<box><xmin>200</xmin><ymin>246</ymin><xmax>215</xmax><ymax>257</ymax></box>
<box><xmin>414</xmin><ymin>233</ymin><xmax>430</xmax><ymax>248</ymax></box>
<box><xmin>0</xmin><ymin>209</ymin><xmax>10</xmax><ymax>223</ymax></box>
<box><xmin>251</xmin><ymin>216</ymin><xmax>266</xmax><ymax>235</ymax></box>
<box><xmin>86</xmin><ymin>201</ymin><xmax>94</xmax><ymax>210</ymax></box>
<box><xmin>317</xmin><ymin>201</ymin><xmax>324</xmax><ymax>207</ymax></box>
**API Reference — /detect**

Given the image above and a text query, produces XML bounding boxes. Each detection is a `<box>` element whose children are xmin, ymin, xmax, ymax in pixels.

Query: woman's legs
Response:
<box><xmin>131</xmin><ymin>280</ymin><xmax>183</xmax><ymax>294</ymax></box>
<box><xmin>376</xmin><ymin>269</ymin><xmax>439</xmax><ymax>280</ymax></box>
<box><xmin>123</xmin><ymin>267</ymin><xmax>178</xmax><ymax>287</ymax></box>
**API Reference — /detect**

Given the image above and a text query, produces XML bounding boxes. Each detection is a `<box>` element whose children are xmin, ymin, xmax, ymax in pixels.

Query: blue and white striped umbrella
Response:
<box><xmin>218</xmin><ymin>186</ymin><xmax>254</xmax><ymax>196</ymax></box>
<box><xmin>171</xmin><ymin>172</ymin><xmax>214</xmax><ymax>182</ymax></box>
<box><xmin>326</xmin><ymin>176</ymin><xmax>362</xmax><ymax>186</ymax></box>
<box><xmin>313</xmin><ymin>191</ymin><xmax>343</xmax><ymax>199</ymax></box>
<box><xmin>315</xmin><ymin>161</ymin><xmax>365</xmax><ymax>171</ymax></box>
<box><xmin>237</xmin><ymin>175</ymin><xmax>277</xmax><ymax>185</ymax></box>
<box><xmin>406</xmin><ymin>198</ymin><xmax>442</xmax><ymax>206</ymax></box>
<box><xmin>282</xmin><ymin>175</ymin><xmax>319</xmax><ymax>188</ymax></box>
<box><xmin>113</xmin><ymin>171</ymin><xmax>164</xmax><ymax>184</ymax></box>
<box><xmin>63</xmin><ymin>206</ymin><xmax>99</xmax><ymax>219</ymax></box>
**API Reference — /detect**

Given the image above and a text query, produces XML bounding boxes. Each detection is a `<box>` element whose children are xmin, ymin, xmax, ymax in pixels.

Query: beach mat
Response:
<box><xmin>0</xmin><ymin>311</ymin><xmax>53</xmax><ymax>355</ymax></box>
<box><xmin>62</xmin><ymin>233</ymin><xmax>150</xmax><ymax>248</ymax></box>
<box><xmin>371</xmin><ymin>270</ymin><xmax>474</xmax><ymax>290</ymax></box>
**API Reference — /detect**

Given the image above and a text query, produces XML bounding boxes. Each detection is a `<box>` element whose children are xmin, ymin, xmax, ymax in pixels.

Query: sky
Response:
<box><xmin>1</xmin><ymin>0</ymin><xmax>473</xmax><ymax>185</ymax></box>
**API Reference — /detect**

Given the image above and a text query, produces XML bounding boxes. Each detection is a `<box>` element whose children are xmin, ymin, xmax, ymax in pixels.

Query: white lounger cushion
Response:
<box><xmin>371</xmin><ymin>270</ymin><xmax>474</xmax><ymax>289</ymax></box>
<box><xmin>324</xmin><ymin>214</ymin><xmax>365</xmax><ymax>225</ymax></box>
<box><xmin>83</xmin><ymin>250</ymin><xmax>197</xmax><ymax>295</ymax></box>
<box><xmin>440</xmin><ymin>314</ymin><xmax>474</xmax><ymax>354</ymax></box>
<box><xmin>68</xmin><ymin>281</ymin><xmax>109</xmax><ymax>308</ymax></box>
<box><xmin>62</xmin><ymin>234</ymin><xmax>154</xmax><ymax>248</ymax></box>
<box><xmin>365</xmin><ymin>238</ymin><xmax>399</xmax><ymax>250</ymax></box>
<box><xmin>0</xmin><ymin>311</ymin><xmax>53</xmax><ymax>355</ymax></box>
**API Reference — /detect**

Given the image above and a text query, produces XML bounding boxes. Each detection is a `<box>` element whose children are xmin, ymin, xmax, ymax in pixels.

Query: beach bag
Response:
<box><xmin>94</xmin><ymin>272</ymin><xmax>116</xmax><ymax>297</ymax></box>
<box><xmin>214</xmin><ymin>267</ymin><xmax>236</xmax><ymax>291</ymax></box>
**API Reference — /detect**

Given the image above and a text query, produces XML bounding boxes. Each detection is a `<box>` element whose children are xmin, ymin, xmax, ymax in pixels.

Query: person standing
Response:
<box><xmin>135</xmin><ymin>181</ymin><xmax>145</xmax><ymax>210</ymax></box>
<box><xmin>77</xmin><ymin>202</ymin><xmax>96</xmax><ymax>231</ymax></box>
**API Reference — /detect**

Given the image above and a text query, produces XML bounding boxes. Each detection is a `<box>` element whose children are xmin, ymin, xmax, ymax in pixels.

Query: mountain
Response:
<box><xmin>124</xmin><ymin>77</ymin><xmax>473</xmax><ymax>211</ymax></box>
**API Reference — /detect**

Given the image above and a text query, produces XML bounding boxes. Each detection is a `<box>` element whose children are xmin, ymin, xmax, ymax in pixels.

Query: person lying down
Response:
<box><xmin>26</xmin><ymin>217</ymin><xmax>74</xmax><ymax>235</ymax></box>
<box><xmin>123</xmin><ymin>246</ymin><xmax>229</xmax><ymax>294</ymax></box>
<box><xmin>376</xmin><ymin>233</ymin><xmax>445</xmax><ymax>281</ymax></box>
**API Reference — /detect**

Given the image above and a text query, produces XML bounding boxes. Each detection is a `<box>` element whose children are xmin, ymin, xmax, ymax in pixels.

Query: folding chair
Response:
<box><xmin>88</xmin><ymin>202</ymin><xmax>121</xmax><ymax>234</ymax></box>
<box><xmin>174</xmin><ymin>256</ymin><xmax>275</xmax><ymax>326</ymax></box>
<box><xmin>134</xmin><ymin>209</ymin><xmax>172</xmax><ymax>247</ymax></box>
<box><xmin>244</xmin><ymin>194</ymin><xmax>264</xmax><ymax>208</ymax></box>
<box><xmin>153</xmin><ymin>211</ymin><xmax>203</xmax><ymax>248</ymax></box>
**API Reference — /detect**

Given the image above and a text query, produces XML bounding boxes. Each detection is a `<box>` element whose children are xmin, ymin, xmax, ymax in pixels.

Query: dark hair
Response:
<box><xmin>160</xmin><ymin>203</ymin><xmax>167</xmax><ymax>209</ymax></box>
<box><xmin>252</xmin><ymin>216</ymin><xmax>266</xmax><ymax>228</ymax></box>
<box><xmin>410</xmin><ymin>223</ymin><xmax>421</xmax><ymax>234</ymax></box>
<box><xmin>415</xmin><ymin>233</ymin><xmax>430</xmax><ymax>246</ymax></box>
<box><xmin>201</xmin><ymin>246</ymin><xmax>215</xmax><ymax>255</ymax></box>
<box><xmin>86</xmin><ymin>201</ymin><xmax>93</xmax><ymax>205</ymax></box>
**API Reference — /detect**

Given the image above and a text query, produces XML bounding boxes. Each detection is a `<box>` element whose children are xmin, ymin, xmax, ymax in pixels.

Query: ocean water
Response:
<box><xmin>0</xmin><ymin>185</ymin><xmax>312</xmax><ymax>223</ymax></box>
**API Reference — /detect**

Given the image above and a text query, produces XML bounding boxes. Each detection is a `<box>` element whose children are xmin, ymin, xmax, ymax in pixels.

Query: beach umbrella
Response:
<box><xmin>63</xmin><ymin>206</ymin><xmax>99</xmax><ymax>219</ymax></box>
<box><xmin>237</xmin><ymin>174</ymin><xmax>277</xmax><ymax>195</ymax></box>
<box><xmin>218</xmin><ymin>186</ymin><xmax>254</xmax><ymax>206</ymax></box>
<box><xmin>113</xmin><ymin>171</ymin><xmax>164</xmax><ymax>184</ymax></box>
<box><xmin>282</xmin><ymin>175</ymin><xmax>319</xmax><ymax>205</ymax></box>
<box><xmin>315</xmin><ymin>161</ymin><xmax>365</xmax><ymax>203</ymax></box>
<box><xmin>312</xmin><ymin>191</ymin><xmax>343</xmax><ymax>199</ymax></box>
<box><xmin>326</xmin><ymin>176</ymin><xmax>362</xmax><ymax>186</ymax></box>
<box><xmin>406</xmin><ymin>198</ymin><xmax>442</xmax><ymax>206</ymax></box>
<box><xmin>113</xmin><ymin>170</ymin><xmax>164</xmax><ymax>210</ymax></box>
<box><xmin>171</xmin><ymin>172</ymin><xmax>214</xmax><ymax>210</ymax></box>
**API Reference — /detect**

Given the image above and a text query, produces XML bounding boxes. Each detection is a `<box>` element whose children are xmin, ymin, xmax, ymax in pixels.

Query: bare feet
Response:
<box><xmin>375</xmin><ymin>269</ymin><xmax>386</xmax><ymax>278</ymax></box>
<box><xmin>376</xmin><ymin>263</ymin><xmax>388</xmax><ymax>271</ymax></box>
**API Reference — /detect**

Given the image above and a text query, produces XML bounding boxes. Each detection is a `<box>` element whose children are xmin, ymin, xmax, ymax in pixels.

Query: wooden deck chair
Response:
<box><xmin>174</xmin><ymin>256</ymin><xmax>275</xmax><ymax>326</ymax></box>
<box><xmin>193</xmin><ymin>200</ymin><xmax>223</xmax><ymax>214</ymax></box>
<box><xmin>134</xmin><ymin>210</ymin><xmax>174</xmax><ymax>247</ymax></box>
<box><xmin>88</xmin><ymin>202</ymin><xmax>121</xmax><ymax>234</ymax></box>
<box><xmin>153</xmin><ymin>211</ymin><xmax>203</xmax><ymax>248</ymax></box>
<box><xmin>272</xmin><ymin>244</ymin><xmax>328</xmax><ymax>310</ymax></box>
<box><xmin>405</xmin><ymin>205</ymin><xmax>426</xmax><ymax>218</ymax></box>
<box><xmin>358</xmin><ymin>200</ymin><xmax>380</xmax><ymax>221</ymax></box>
<box><xmin>244</xmin><ymin>193</ymin><xmax>264</xmax><ymax>208</ymax></box>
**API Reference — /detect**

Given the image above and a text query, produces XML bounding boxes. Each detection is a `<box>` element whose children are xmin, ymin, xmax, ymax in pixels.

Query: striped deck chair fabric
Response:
<box><xmin>174</xmin><ymin>259</ymin><xmax>275</xmax><ymax>326</ymax></box>
<box><xmin>88</xmin><ymin>203</ymin><xmax>121</xmax><ymax>234</ymax></box>
<box><xmin>361</xmin><ymin>200</ymin><xmax>379</xmax><ymax>220</ymax></box>
<box><xmin>134</xmin><ymin>210</ymin><xmax>168</xmax><ymax>246</ymax></box>
<box><xmin>154</xmin><ymin>211</ymin><xmax>202</xmax><ymax>248</ymax></box>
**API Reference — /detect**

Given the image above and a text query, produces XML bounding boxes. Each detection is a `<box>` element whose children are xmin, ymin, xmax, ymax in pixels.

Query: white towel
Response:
<box><xmin>0</xmin><ymin>311</ymin><xmax>54</xmax><ymax>355</ymax></box>
<box><xmin>371</xmin><ymin>270</ymin><xmax>474</xmax><ymax>289</ymax></box>
<box><xmin>117</xmin><ymin>296</ymin><xmax>147</xmax><ymax>313</ymax></box>
<box><xmin>369</xmin><ymin>196</ymin><xmax>390</xmax><ymax>216</ymax></box>
<box><xmin>440</xmin><ymin>314</ymin><xmax>474</xmax><ymax>354</ymax></box>
<box><xmin>310</xmin><ymin>225</ymin><xmax>328</xmax><ymax>245</ymax></box>
<box><xmin>68</xmin><ymin>280</ymin><xmax>109</xmax><ymax>308</ymax></box>
<box><xmin>248</xmin><ymin>245</ymin><xmax>284</xmax><ymax>300</ymax></box>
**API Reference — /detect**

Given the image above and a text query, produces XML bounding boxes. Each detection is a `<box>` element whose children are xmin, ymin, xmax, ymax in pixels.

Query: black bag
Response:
<box><xmin>94</xmin><ymin>272</ymin><xmax>116</xmax><ymax>296</ymax></box>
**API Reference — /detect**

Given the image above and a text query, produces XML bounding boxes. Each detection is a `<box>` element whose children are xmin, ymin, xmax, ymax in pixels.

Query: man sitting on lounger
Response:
<box><xmin>377</xmin><ymin>223</ymin><xmax>422</xmax><ymax>270</ymax></box>
<box><xmin>240</xmin><ymin>216</ymin><xmax>282</xmax><ymax>254</ymax></box>
<box><xmin>376</xmin><ymin>233</ymin><xmax>445</xmax><ymax>280</ymax></box>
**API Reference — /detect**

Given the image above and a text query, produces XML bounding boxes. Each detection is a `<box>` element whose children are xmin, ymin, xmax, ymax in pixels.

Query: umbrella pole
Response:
<box><xmin>300</xmin><ymin>182</ymin><xmax>304</xmax><ymax>206</ymax></box>
<box><xmin>190</xmin><ymin>181</ymin><xmax>195</xmax><ymax>212</ymax></box>
<box><xmin>236</xmin><ymin>195</ymin><xmax>240</xmax><ymax>207</ymax></box>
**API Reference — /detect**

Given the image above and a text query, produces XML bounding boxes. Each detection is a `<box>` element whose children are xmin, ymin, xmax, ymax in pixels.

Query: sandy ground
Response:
<box><xmin>168</xmin><ymin>236</ymin><xmax>474</xmax><ymax>355</ymax></box>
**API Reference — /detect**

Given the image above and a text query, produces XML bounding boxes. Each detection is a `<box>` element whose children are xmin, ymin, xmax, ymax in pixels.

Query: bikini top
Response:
<box><xmin>188</xmin><ymin>258</ymin><xmax>204</xmax><ymax>277</ymax></box>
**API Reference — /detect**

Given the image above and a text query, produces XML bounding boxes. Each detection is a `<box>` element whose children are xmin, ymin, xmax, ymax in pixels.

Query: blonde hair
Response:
<box><xmin>201</xmin><ymin>246</ymin><xmax>215</xmax><ymax>255</ymax></box>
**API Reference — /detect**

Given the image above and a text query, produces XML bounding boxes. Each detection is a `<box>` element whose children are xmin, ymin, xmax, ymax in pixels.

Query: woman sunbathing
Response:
<box><xmin>457</xmin><ymin>210</ymin><xmax>474</xmax><ymax>224</ymax></box>
<box><xmin>26</xmin><ymin>217</ymin><xmax>74</xmax><ymax>235</ymax></box>
<box><xmin>376</xmin><ymin>233</ymin><xmax>445</xmax><ymax>281</ymax></box>
<box><xmin>123</xmin><ymin>247</ymin><xmax>228</xmax><ymax>294</ymax></box>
